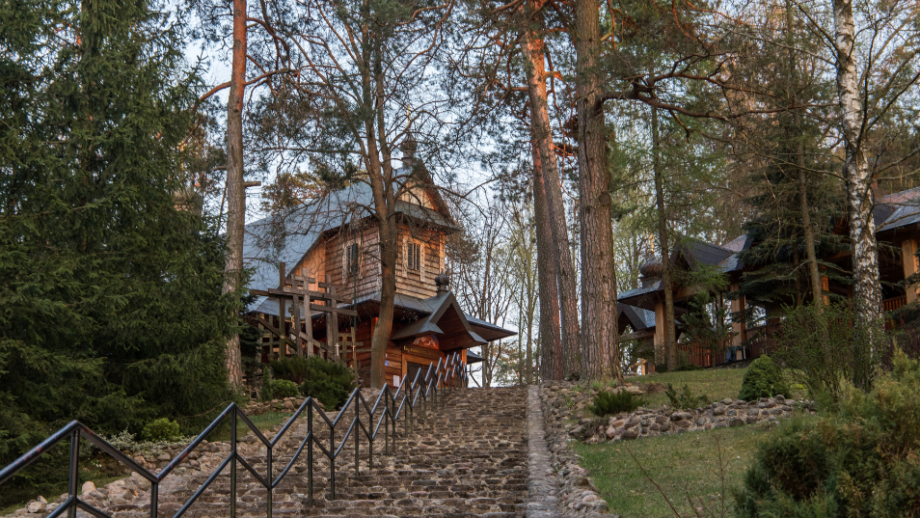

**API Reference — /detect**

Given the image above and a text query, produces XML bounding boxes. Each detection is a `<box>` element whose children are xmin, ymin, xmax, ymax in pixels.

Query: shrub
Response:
<box><xmin>269</xmin><ymin>379</ymin><xmax>300</xmax><ymax>399</ymax></box>
<box><xmin>259</xmin><ymin>367</ymin><xmax>274</xmax><ymax>402</ymax></box>
<box><xmin>738</xmin><ymin>355</ymin><xmax>789</xmax><ymax>401</ymax></box>
<box><xmin>270</xmin><ymin>355</ymin><xmax>312</xmax><ymax>384</ymax></box>
<box><xmin>298</xmin><ymin>356</ymin><xmax>356</xmax><ymax>410</ymax></box>
<box><xmin>735</xmin><ymin>350</ymin><xmax>920</xmax><ymax>517</ymax></box>
<box><xmin>141</xmin><ymin>418</ymin><xmax>181</xmax><ymax>442</ymax></box>
<box><xmin>589</xmin><ymin>390</ymin><xmax>644</xmax><ymax>416</ymax></box>
<box><xmin>665</xmin><ymin>383</ymin><xmax>709</xmax><ymax>409</ymax></box>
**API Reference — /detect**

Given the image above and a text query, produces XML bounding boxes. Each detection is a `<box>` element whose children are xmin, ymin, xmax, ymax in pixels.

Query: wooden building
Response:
<box><xmin>618</xmin><ymin>186</ymin><xmax>920</xmax><ymax>369</ymax></box>
<box><xmin>242</xmin><ymin>172</ymin><xmax>516</xmax><ymax>387</ymax></box>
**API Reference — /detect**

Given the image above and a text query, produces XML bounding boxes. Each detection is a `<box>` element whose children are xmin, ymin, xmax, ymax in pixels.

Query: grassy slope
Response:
<box><xmin>574</xmin><ymin>366</ymin><xmax>797</xmax><ymax>517</ymax></box>
<box><xmin>635</xmin><ymin>368</ymin><xmax>749</xmax><ymax>407</ymax></box>
<box><xmin>575</xmin><ymin>425</ymin><xmax>773</xmax><ymax>517</ymax></box>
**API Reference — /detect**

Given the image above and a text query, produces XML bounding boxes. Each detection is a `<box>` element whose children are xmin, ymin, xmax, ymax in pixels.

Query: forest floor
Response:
<box><xmin>574</xmin><ymin>366</ymin><xmax>811</xmax><ymax>518</ymax></box>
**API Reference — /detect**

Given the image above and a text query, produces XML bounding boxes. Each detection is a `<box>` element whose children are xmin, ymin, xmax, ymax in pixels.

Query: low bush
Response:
<box><xmin>735</xmin><ymin>350</ymin><xmax>920</xmax><ymax>516</ymax></box>
<box><xmin>269</xmin><ymin>379</ymin><xmax>300</xmax><ymax>399</ymax></box>
<box><xmin>257</xmin><ymin>368</ymin><xmax>300</xmax><ymax>401</ymax></box>
<box><xmin>665</xmin><ymin>383</ymin><xmax>708</xmax><ymax>410</ymax></box>
<box><xmin>298</xmin><ymin>356</ymin><xmax>356</xmax><ymax>410</ymax></box>
<box><xmin>270</xmin><ymin>355</ymin><xmax>312</xmax><ymax>384</ymax></box>
<box><xmin>589</xmin><ymin>390</ymin><xmax>644</xmax><ymax>416</ymax></box>
<box><xmin>141</xmin><ymin>418</ymin><xmax>181</xmax><ymax>442</ymax></box>
<box><xmin>738</xmin><ymin>355</ymin><xmax>789</xmax><ymax>401</ymax></box>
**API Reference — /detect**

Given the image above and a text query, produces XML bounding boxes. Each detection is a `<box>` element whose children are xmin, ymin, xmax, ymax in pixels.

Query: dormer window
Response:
<box><xmin>407</xmin><ymin>242</ymin><xmax>421</xmax><ymax>271</ymax></box>
<box><xmin>346</xmin><ymin>243</ymin><xmax>359</xmax><ymax>275</ymax></box>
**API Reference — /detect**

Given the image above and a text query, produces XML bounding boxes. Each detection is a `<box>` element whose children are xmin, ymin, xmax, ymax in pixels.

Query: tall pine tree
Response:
<box><xmin>0</xmin><ymin>0</ymin><xmax>236</xmax><ymax>462</ymax></box>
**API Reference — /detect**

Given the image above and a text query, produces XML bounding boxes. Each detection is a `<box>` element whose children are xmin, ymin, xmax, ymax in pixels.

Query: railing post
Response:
<box><xmin>354</xmin><ymin>399</ymin><xmax>360</xmax><ymax>476</ymax></box>
<box><xmin>68</xmin><ymin>429</ymin><xmax>79</xmax><ymax>518</ymax></box>
<box><xmin>307</xmin><ymin>404</ymin><xmax>314</xmax><ymax>507</ymax></box>
<box><xmin>384</xmin><ymin>389</ymin><xmax>390</xmax><ymax>456</ymax></box>
<box><xmin>330</xmin><ymin>423</ymin><xmax>336</xmax><ymax>500</ymax></box>
<box><xmin>230</xmin><ymin>410</ymin><xmax>237</xmax><ymax>518</ymax></box>
<box><xmin>266</xmin><ymin>442</ymin><xmax>273</xmax><ymax>518</ymax></box>
<box><xmin>150</xmin><ymin>480</ymin><xmax>158</xmax><ymax>518</ymax></box>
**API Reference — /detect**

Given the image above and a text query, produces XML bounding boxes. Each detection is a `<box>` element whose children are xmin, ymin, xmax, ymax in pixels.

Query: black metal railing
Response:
<box><xmin>0</xmin><ymin>353</ymin><xmax>468</xmax><ymax>518</ymax></box>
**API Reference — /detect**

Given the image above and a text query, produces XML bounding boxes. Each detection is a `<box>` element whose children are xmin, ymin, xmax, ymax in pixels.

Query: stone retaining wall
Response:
<box><xmin>580</xmin><ymin>395</ymin><xmax>809</xmax><ymax>443</ymax></box>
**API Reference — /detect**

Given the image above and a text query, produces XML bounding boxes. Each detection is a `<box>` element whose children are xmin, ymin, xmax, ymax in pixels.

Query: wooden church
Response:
<box><xmin>242</xmin><ymin>161</ymin><xmax>515</xmax><ymax>387</ymax></box>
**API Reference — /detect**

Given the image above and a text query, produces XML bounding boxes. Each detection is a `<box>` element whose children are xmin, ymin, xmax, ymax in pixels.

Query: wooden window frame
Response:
<box><xmin>406</xmin><ymin>241</ymin><xmax>421</xmax><ymax>272</ymax></box>
<box><xmin>345</xmin><ymin>242</ymin><xmax>359</xmax><ymax>277</ymax></box>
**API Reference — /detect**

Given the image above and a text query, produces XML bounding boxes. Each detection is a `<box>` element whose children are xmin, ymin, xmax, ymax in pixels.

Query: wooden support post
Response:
<box><xmin>653</xmin><ymin>302</ymin><xmax>665</xmax><ymax>366</ymax></box>
<box><xmin>730</xmin><ymin>285</ymin><xmax>746</xmax><ymax>350</ymax></box>
<box><xmin>350</xmin><ymin>327</ymin><xmax>358</xmax><ymax>379</ymax></box>
<box><xmin>279</xmin><ymin>262</ymin><xmax>287</xmax><ymax>356</ymax></box>
<box><xmin>326</xmin><ymin>274</ymin><xmax>339</xmax><ymax>363</ymax></box>
<box><xmin>903</xmin><ymin>238</ymin><xmax>919</xmax><ymax>303</ymax></box>
<box><xmin>292</xmin><ymin>292</ymin><xmax>302</xmax><ymax>355</ymax></box>
<box><xmin>303</xmin><ymin>278</ymin><xmax>313</xmax><ymax>357</ymax></box>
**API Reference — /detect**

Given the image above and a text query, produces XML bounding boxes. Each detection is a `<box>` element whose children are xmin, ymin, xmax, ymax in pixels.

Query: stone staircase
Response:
<box><xmin>50</xmin><ymin>386</ymin><xmax>532</xmax><ymax>518</ymax></box>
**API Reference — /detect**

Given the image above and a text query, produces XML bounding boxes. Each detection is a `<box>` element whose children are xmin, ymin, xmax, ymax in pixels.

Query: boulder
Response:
<box><xmin>81</xmin><ymin>481</ymin><xmax>96</xmax><ymax>495</ymax></box>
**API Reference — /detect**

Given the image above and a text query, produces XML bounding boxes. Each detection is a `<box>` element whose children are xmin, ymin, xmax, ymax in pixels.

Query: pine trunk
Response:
<box><xmin>221</xmin><ymin>0</ymin><xmax>247</xmax><ymax>388</ymax></box>
<box><xmin>371</xmin><ymin>213</ymin><xmax>398</xmax><ymax>388</ymax></box>
<box><xmin>651</xmin><ymin>109</ymin><xmax>678</xmax><ymax>371</ymax></box>
<box><xmin>530</xmin><ymin>140</ymin><xmax>564</xmax><ymax>381</ymax></box>
<box><xmin>798</xmin><ymin>147</ymin><xmax>824</xmax><ymax>306</ymax></box>
<box><xmin>522</xmin><ymin>4</ymin><xmax>581</xmax><ymax>378</ymax></box>
<box><xmin>832</xmin><ymin>0</ymin><xmax>883</xmax><ymax>324</ymax></box>
<box><xmin>574</xmin><ymin>0</ymin><xmax>621</xmax><ymax>381</ymax></box>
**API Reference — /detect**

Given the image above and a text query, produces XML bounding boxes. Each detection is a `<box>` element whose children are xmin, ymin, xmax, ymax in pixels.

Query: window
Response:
<box><xmin>346</xmin><ymin>243</ymin><xmax>359</xmax><ymax>275</ymax></box>
<box><xmin>407</xmin><ymin>242</ymin><xmax>421</xmax><ymax>271</ymax></box>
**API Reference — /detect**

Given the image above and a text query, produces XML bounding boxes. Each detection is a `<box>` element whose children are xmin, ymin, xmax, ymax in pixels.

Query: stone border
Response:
<box><xmin>525</xmin><ymin>385</ymin><xmax>562</xmax><ymax>518</ymax></box>
<box><xmin>538</xmin><ymin>386</ymin><xmax>621</xmax><ymax>518</ymax></box>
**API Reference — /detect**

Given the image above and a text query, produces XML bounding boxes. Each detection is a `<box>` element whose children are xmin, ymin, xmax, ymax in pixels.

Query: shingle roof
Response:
<box><xmin>678</xmin><ymin>239</ymin><xmax>734</xmax><ymax>271</ymax></box>
<box><xmin>876</xmin><ymin>187</ymin><xmax>920</xmax><ymax>233</ymax></box>
<box><xmin>243</xmin><ymin>176</ymin><xmax>455</xmax><ymax>312</ymax></box>
<box><xmin>619</xmin><ymin>304</ymin><xmax>655</xmax><ymax>331</ymax></box>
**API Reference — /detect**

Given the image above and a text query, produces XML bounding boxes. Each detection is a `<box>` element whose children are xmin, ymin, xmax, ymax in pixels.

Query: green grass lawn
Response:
<box><xmin>634</xmin><ymin>368</ymin><xmax>749</xmax><ymax>408</ymax></box>
<box><xmin>575</xmin><ymin>424</ymin><xmax>776</xmax><ymax>518</ymax></box>
<box><xmin>574</xmin><ymin>365</ymin><xmax>811</xmax><ymax>517</ymax></box>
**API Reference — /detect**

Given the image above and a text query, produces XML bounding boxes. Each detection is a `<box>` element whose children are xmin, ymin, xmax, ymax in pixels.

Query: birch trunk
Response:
<box><xmin>832</xmin><ymin>0</ymin><xmax>883</xmax><ymax>324</ymax></box>
<box><xmin>574</xmin><ymin>0</ymin><xmax>621</xmax><ymax>381</ymax></box>
<box><xmin>530</xmin><ymin>140</ymin><xmax>564</xmax><ymax>381</ymax></box>
<box><xmin>221</xmin><ymin>0</ymin><xmax>247</xmax><ymax>388</ymax></box>
<box><xmin>650</xmin><ymin>109</ymin><xmax>678</xmax><ymax>371</ymax></box>
<box><xmin>521</xmin><ymin>2</ymin><xmax>582</xmax><ymax>378</ymax></box>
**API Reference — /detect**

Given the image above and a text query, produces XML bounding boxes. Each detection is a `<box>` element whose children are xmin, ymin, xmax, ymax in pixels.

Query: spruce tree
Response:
<box><xmin>0</xmin><ymin>0</ymin><xmax>235</xmax><ymax>463</ymax></box>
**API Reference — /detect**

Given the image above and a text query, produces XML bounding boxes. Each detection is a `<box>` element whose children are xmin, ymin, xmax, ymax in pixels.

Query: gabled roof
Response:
<box><xmin>619</xmin><ymin>304</ymin><xmax>655</xmax><ymax>331</ymax></box>
<box><xmin>676</xmin><ymin>239</ymin><xmax>734</xmax><ymax>271</ymax></box>
<box><xmin>390</xmin><ymin>291</ymin><xmax>487</xmax><ymax>346</ymax></box>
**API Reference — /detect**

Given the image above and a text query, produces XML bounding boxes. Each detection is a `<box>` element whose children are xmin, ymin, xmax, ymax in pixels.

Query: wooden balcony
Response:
<box><xmin>676</xmin><ymin>298</ymin><xmax>911</xmax><ymax>369</ymax></box>
<box><xmin>883</xmin><ymin>295</ymin><xmax>907</xmax><ymax>313</ymax></box>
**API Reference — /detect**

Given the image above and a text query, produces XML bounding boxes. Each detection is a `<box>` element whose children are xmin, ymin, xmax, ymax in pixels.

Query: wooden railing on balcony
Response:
<box><xmin>676</xmin><ymin>298</ymin><xmax>911</xmax><ymax>368</ymax></box>
<box><xmin>883</xmin><ymin>295</ymin><xmax>907</xmax><ymax>313</ymax></box>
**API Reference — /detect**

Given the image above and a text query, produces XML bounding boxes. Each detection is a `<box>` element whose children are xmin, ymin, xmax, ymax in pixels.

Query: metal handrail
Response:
<box><xmin>0</xmin><ymin>353</ymin><xmax>469</xmax><ymax>518</ymax></box>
